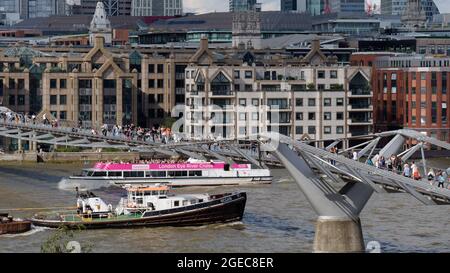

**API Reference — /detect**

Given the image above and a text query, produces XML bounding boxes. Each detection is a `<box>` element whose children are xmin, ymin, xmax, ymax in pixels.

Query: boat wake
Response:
<box><xmin>58</xmin><ymin>178</ymin><xmax>112</xmax><ymax>191</ymax></box>
<box><xmin>274</xmin><ymin>177</ymin><xmax>293</xmax><ymax>184</ymax></box>
<box><xmin>179</xmin><ymin>221</ymin><xmax>245</xmax><ymax>231</ymax></box>
<box><xmin>1</xmin><ymin>226</ymin><xmax>50</xmax><ymax>238</ymax></box>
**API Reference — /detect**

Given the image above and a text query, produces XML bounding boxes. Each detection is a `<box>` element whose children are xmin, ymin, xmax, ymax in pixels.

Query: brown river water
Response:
<box><xmin>0</xmin><ymin>162</ymin><xmax>449</xmax><ymax>253</ymax></box>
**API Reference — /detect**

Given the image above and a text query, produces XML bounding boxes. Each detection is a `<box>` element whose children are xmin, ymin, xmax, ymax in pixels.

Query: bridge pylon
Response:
<box><xmin>264</xmin><ymin>139</ymin><xmax>373</xmax><ymax>253</ymax></box>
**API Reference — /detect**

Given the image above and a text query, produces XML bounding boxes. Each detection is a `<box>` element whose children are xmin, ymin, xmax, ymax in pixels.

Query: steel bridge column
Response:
<box><xmin>378</xmin><ymin>134</ymin><xmax>405</xmax><ymax>158</ymax></box>
<box><xmin>268</xmin><ymin>142</ymin><xmax>367</xmax><ymax>252</ymax></box>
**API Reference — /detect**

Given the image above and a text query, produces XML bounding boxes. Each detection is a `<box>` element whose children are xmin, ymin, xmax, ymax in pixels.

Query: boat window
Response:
<box><xmin>182</xmin><ymin>200</ymin><xmax>188</xmax><ymax>206</ymax></box>
<box><xmin>87</xmin><ymin>171</ymin><xmax>94</xmax><ymax>176</ymax></box>
<box><xmin>174</xmin><ymin>200</ymin><xmax>179</xmax><ymax>207</ymax></box>
<box><xmin>146</xmin><ymin>171</ymin><xmax>166</xmax><ymax>177</ymax></box>
<box><xmin>82</xmin><ymin>170</ymin><xmax>89</xmax><ymax>176</ymax></box>
<box><xmin>123</xmin><ymin>171</ymin><xmax>132</xmax><ymax>177</ymax></box>
<box><xmin>136</xmin><ymin>198</ymin><xmax>143</xmax><ymax>205</ymax></box>
<box><xmin>168</xmin><ymin>171</ymin><xmax>188</xmax><ymax>177</ymax></box>
<box><xmin>144</xmin><ymin>191</ymin><xmax>151</xmax><ymax>196</ymax></box>
<box><xmin>131</xmin><ymin>171</ymin><xmax>144</xmax><ymax>178</ymax></box>
<box><xmin>159</xmin><ymin>190</ymin><xmax>166</xmax><ymax>195</ymax></box>
<box><xmin>92</xmin><ymin>171</ymin><xmax>107</xmax><ymax>177</ymax></box>
<box><xmin>189</xmin><ymin>171</ymin><xmax>202</xmax><ymax>177</ymax></box>
<box><xmin>152</xmin><ymin>191</ymin><xmax>158</xmax><ymax>195</ymax></box>
<box><xmin>198</xmin><ymin>199</ymin><xmax>203</xmax><ymax>203</ymax></box>
<box><xmin>108</xmin><ymin>171</ymin><xmax>122</xmax><ymax>177</ymax></box>
<box><xmin>191</xmin><ymin>200</ymin><xmax>197</xmax><ymax>205</ymax></box>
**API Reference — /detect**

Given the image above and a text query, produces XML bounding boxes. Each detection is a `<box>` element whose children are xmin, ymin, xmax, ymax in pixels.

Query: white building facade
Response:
<box><xmin>183</xmin><ymin>40</ymin><xmax>372</xmax><ymax>148</ymax></box>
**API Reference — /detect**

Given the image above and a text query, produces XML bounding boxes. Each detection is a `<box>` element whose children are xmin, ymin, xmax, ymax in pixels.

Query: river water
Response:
<box><xmin>0</xmin><ymin>162</ymin><xmax>449</xmax><ymax>253</ymax></box>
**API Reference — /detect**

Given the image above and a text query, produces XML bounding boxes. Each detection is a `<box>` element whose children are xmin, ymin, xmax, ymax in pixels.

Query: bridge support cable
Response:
<box><xmin>356</xmin><ymin>137</ymin><xmax>380</xmax><ymax>160</ymax></box>
<box><xmin>325</xmin><ymin>140</ymin><xmax>341</xmax><ymax>151</ymax></box>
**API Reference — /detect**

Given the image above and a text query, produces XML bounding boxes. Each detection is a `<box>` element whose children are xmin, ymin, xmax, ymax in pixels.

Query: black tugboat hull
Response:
<box><xmin>31</xmin><ymin>192</ymin><xmax>247</xmax><ymax>229</ymax></box>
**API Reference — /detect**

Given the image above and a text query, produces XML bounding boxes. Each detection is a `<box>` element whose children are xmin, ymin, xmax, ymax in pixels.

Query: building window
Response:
<box><xmin>295</xmin><ymin>112</ymin><xmax>303</xmax><ymax>120</ymax></box>
<box><xmin>245</xmin><ymin>71</ymin><xmax>253</xmax><ymax>79</ymax></box>
<box><xmin>324</xmin><ymin>112</ymin><xmax>332</xmax><ymax>120</ymax></box>
<box><xmin>157</xmin><ymin>94</ymin><xmax>164</xmax><ymax>103</ymax></box>
<box><xmin>60</xmin><ymin>79</ymin><xmax>67</xmax><ymax>89</ymax></box>
<box><xmin>308</xmin><ymin>98</ymin><xmax>315</xmax><ymax>107</ymax></box>
<box><xmin>318</xmin><ymin>70</ymin><xmax>325</xmax><ymax>79</ymax></box>
<box><xmin>50</xmin><ymin>79</ymin><xmax>57</xmax><ymax>89</ymax></box>
<box><xmin>239</xmin><ymin>127</ymin><xmax>247</xmax><ymax>135</ymax></box>
<box><xmin>244</xmin><ymin>84</ymin><xmax>253</xmax><ymax>91</ymax></box>
<box><xmin>324</xmin><ymin>126</ymin><xmax>331</xmax><ymax>134</ymax></box>
<box><xmin>149</xmin><ymin>64</ymin><xmax>155</xmax><ymax>73</ymax></box>
<box><xmin>18</xmin><ymin>79</ymin><xmax>24</xmax><ymax>90</ymax></box>
<box><xmin>252</xmin><ymin>112</ymin><xmax>259</xmax><ymax>120</ymax></box>
<box><xmin>296</xmin><ymin>98</ymin><xmax>303</xmax><ymax>106</ymax></box>
<box><xmin>234</xmin><ymin>84</ymin><xmax>240</xmax><ymax>91</ymax></box>
<box><xmin>252</xmin><ymin>98</ymin><xmax>259</xmax><ymax>106</ymax></box>
<box><xmin>336</xmin><ymin>126</ymin><xmax>344</xmax><ymax>134</ymax></box>
<box><xmin>157</xmin><ymin>79</ymin><xmax>164</xmax><ymax>89</ymax></box>
<box><xmin>50</xmin><ymin>95</ymin><xmax>57</xmax><ymax>105</ymax></box>
<box><xmin>148</xmin><ymin>79</ymin><xmax>155</xmax><ymax>88</ymax></box>
<box><xmin>157</xmin><ymin>109</ymin><xmax>164</xmax><ymax>118</ymax></box>
<box><xmin>9</xmin><ymin>95</ymin><xmax>15</xmax><ymax>105</ymax></box>
<box><xmin>336</xmin><ymin>112</ymin><xmax>344</xmax><ymax>120</ymax></box>
<box><xmin>9</xmin><ymin>79</ymin><xmax>15</xmax><ymax>89</ymax></box>
<box><xmin>60</xmin><ymin>111</ymin><xmax>67</xmax><ymax>120</ymax></box>
<box><xmin>336</xmin><ymin>98</ymin><xmax>344</xmax><ymax>106</ymax></box>
<box><xmin>17</xmin><ymin>95</ymin><xmax>25</xmax><ymax>105</ymax></box>
<box><xmin>239</xmin><ymin>113</ymin><xmax>246</xmax><ymax>121</ymax></box>
<box><xmin>157</xmin><ymin>64</ymin><xmax>164</xmax><ymax>73</ymax></box>
<box><xmin>148</xmin><ymin>94</ymin><xmax>155</xmax><ymax>104</ymax></box>
<box><xmin>308</xmin><ymin>126</ymin><xmax>316</xmax><ymax>134</ymax></box>
<box><xmin>239</xmin><ymin>99</ymin><xmax>246</xmax><ymax>106</ymax></box>
<box><xmin>296</xmin><ymin>126</ymin><xmax>303</xmax><ymax>135</ymax></box>
<box><xmin>324</xmin><ymin>98</ymin><xmax>331</xmax><ymax>106</ymax></box>
<box><xmin>330</xmin><ymin>70</ymin><xmax>338</xmax><ymax>79</ymax></box>
<box><xmin>60</xmin><ymin>95</ymin><xmax>67</xmax><ymax>105</ymax></box>
<box><xmin>234</xmin><ymin>70</ymin><xmax>240</xmax><ymax>79</ymax></box>
<box><xmin>421</xmin><ymin>72</ymin><xmax>426</xmax><ymax>80</ymax></box>
<box><xmin>308</xmin><ymin>112</ymin><xmax>315</xmax><ymax>120</ymax></box>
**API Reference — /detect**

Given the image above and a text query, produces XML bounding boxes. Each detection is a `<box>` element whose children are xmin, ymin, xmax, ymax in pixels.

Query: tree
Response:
<box><xmin>41</xmin><ymin>225</ymin><xmax>92</xmax><ymax>253</ymax></box>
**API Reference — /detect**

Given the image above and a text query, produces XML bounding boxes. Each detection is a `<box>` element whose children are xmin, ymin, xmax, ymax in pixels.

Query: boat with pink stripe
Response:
<box><xmin>67</xmin><ymin>159</ymin><xmax>272</xmax><ymax>187</ymax></box>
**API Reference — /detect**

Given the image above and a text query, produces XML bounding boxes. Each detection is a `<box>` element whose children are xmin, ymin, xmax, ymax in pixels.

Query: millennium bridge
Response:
<box><xmin>1</xmin><ymin>118</ymin><xmax>450</xmax><ymax>253</ymax></box>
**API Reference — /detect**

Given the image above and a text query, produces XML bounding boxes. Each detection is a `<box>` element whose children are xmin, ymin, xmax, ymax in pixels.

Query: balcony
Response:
<box><xmin>348</xmin><ymin>90</ymin><xmax>372</xmax><ymax>97</ymax></box>
<box><xmin>347</xmin><ymin>118</ymin><xmax>373</xmax><ymax>125</ymax></box>
<box><xmin>347</xmin><ymin>104</ymin><xmax>373</xmax><ymax>111</ymax></box>
<box><xmin>211</xmin><ymin>90</ymin><xmax>234</xmax><ymax>96</ymax></box>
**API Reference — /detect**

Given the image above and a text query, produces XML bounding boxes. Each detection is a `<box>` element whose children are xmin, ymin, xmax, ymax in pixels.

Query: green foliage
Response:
<box><xmin>162</xmin><ymin>117</ymin><xmax>177</xmax><ymax>128</ymax></box>
<box><xmin>41</xmin><ymin>225</ymin><xmax>93</xmax><ymax>253</ymax></box>
<box><xmin>307</xmin><ymin>83</ymin><xmax>316</xmax><ymax>90</ymax></box>
<box><xmin>53</xmin><ymin>146</ymin><xmax>83</xmax><ymax>153</ymax></box>
<box><xmin>101</xmin><ymin>148</ymin><xmax>123</xmax><ymax>153</ymax></box>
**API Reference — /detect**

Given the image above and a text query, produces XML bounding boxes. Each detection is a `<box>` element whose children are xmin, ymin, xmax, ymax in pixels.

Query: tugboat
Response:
<box><xmin>30</xmin><ymin>184</ymin><xmax>246</xmax><ymax>229</ymax></box>
<box><xmin>0</xmin><ymin>213</ymin><xmax>31</xmax><ymax>235</ymax></box>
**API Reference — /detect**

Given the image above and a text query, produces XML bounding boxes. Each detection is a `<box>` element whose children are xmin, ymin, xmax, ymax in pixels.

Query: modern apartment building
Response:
<box><xmin>184</xmin><ymin>39</ymin><xmax>372</xmax><ymax>147</ymax></box>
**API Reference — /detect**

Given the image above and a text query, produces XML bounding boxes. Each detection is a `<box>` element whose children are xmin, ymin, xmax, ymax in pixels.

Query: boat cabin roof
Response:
<box><xmin>127</xmin><ymin>186</ymin><xmax>169</xmax><ymax>192</ymax></box>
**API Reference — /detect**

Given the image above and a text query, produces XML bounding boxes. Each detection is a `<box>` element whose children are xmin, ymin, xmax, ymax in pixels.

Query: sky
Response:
<box><xmin>184</xmin><ymin>0</ymin><xmax>450</xmax><ymax>14</ymax></box>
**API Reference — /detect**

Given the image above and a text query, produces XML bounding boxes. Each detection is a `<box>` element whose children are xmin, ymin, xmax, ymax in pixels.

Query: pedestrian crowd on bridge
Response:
<box><xmin>364</xmin><ymin>153</ymin><xmax>449</xmax><ymax>189</ymax></box>
<box><xmin>93</xmin><ymin>123</ymin><xmax>175</xmax><ymax>144</ymax></box>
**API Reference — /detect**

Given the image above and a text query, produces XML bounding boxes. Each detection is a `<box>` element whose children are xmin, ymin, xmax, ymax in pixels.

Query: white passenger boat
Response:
<box><xmin>67</xmin><ymin>159</ymin><xmax>272</xmax><ymax>187</ymax></box>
